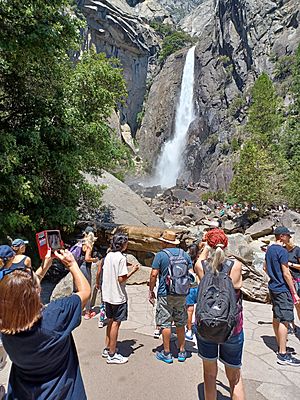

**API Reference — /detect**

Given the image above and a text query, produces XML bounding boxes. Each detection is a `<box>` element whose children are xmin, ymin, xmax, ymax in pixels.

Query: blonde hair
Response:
<box><xmin>83</xmin><ymin>231</ymin><xmax>97</xmax><ymax>249</ymax></box>
<box><xmin>0</xmin><ymin>270</ymin><xmax>42</xmax><ymax>334</ymax></box>
<box><xmin>206</xmin><ymin>245</ymin><xmax>226</xmax><ymax>274</ymax></box>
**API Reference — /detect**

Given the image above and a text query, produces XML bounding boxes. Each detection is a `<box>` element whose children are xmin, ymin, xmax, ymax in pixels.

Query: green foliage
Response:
<box><xmin>274</xmin><ymin>55</ymin><xmax>295</xmax><ymax>81</ymax></box>
<box><xmin>150</xmin><ymin>22</ymin><xmax>174</xmax><ymax>37</ymax></box>
<box><xmin>228</xmin><ymin>95</ymin><xmax>246</xmax><ymax>117</ymax></box>
<box><xmin>0</xmin><ymin>1</ymin><xmax>130</xmax><ymax>236</ymax></box>
<box><xmin>159</xmin><ymin>31</ymin><xmax>195</xmax><ymax>64</ymax></box>
<box><xmin>201</xmin><ymin>190</ymin><xmax>226</xmax><ymax>203</ymax></box>
<box><xmin>247</xmin><ymin>73</ymin><xmax>281</xmax><ymax>148</ymax></box>
<box><xmin>230</xmin><ymin>137</ymin><xmax>241</xmax><ymax>152</ymax></box>
<box><xmin>136</xmin><ymin>109</ymin><xmax>145</xmax><ymax>128</ymax></box>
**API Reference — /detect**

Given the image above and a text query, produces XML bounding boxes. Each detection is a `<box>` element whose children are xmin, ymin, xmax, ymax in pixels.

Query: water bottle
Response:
<box><xmin>98</xmin><ymin>304</ymin><xmax>105</xmax><ymax>328</ymax></box>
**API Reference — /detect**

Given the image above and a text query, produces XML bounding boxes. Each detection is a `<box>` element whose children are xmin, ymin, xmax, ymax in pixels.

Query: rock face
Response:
<box><xmin>138</xmin><ymin>0</ymin><xmax>300</xmax><ymax>189</ymax></box>
<box><xmin>85</xmin><ymin>171</ymin><xmax>166</xmax><ymax>227</ymax></box>
<box><xmin>79</xmin><ymin>0</ymin><xmax>158</xmax><ymax>133</ymax></box>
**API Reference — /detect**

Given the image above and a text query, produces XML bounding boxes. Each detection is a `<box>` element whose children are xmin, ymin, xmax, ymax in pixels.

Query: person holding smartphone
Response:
<box><xmin>0</xmin><ymin>248</ymin><xmax>90</xmax><ymax>400</ymax></box>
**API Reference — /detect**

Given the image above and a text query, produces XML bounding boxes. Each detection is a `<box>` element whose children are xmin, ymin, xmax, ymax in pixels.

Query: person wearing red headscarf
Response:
<box><xmin>194</xmin><ymin>230</ymin><xmax>245</xmax><ymax>400</ymax></box>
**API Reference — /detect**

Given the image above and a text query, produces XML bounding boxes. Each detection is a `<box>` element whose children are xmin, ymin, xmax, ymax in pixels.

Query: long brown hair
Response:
<box><xmin>0</xmin><ymin>271</ymin><xmax>42</xmax><ymax>334</ymax></box>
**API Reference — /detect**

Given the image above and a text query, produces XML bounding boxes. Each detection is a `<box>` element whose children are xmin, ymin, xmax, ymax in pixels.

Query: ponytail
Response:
<box><xmin>207</xmin><ymin>245</ymin><xmax>226</xmax><ymax>274</ymax></box>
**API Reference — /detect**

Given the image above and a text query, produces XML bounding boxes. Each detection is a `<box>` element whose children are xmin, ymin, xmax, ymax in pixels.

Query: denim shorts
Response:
<box><xmin>186</xmin><ymin>287</ymin><xmax>198</xmax><ymax>306</ymax></box>
<box><xmin>197</xmin><ymin>330</ymin><xmax>244</xmax><ymax>368</ymax></box>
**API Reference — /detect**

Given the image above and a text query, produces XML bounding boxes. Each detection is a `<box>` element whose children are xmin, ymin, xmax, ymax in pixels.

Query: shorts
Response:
<box><xmin>105</xmin><ymin>302</ymin><xmax>128</xmax><ymax>322</ymax></box>
<box><xmin>197</xmin><ymin>330</ymin><xmax>244</xmax><ymax>369</ymax></box>
<box><xmin>269</xmin><ymin>290</ymin><xmax>294</xmax><ymax>323</ymax></box>
<box><xmin>186</xmin><ymin>287</ymin><xmax>198</xmax><ymax>306</ymax></box>
<box><xmin>156</xmin><ymin>296</ymin><xmax>187</xmax><ymax>328</ymax></box>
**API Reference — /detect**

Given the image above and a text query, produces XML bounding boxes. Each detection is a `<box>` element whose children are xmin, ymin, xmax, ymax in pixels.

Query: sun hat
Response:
<box><xmin>158</xmin><ymin>230</ymin><xmax>180</xmax><ymax>245</ymax></box>
<box><xmin>11</xmin><ymin>238</ymin><xmax>29</xmax><ymax>247</ymax></box>
<box><xmin>206</xmin><ymin>228</ymin><xmax>228</xmax><ymax>249</ymax></box>
<box><xmin>274</xmin><ymin>226</ymin><xmax>295</xmax><ymax>236</ymax></box>
<box><xmin>0</xmin><ymin>245</ymin><xmax>15</xmax><ymax>261</ymax></box>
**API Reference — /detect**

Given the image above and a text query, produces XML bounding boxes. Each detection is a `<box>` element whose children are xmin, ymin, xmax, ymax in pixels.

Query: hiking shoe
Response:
<box><xmin>178</xmin><ymin>350</ymin><xmax>187</xmax><ymax>362</ymax></box>
<box><xmin>102</xmin><ymin>347</ymin><xmax>119</xmax><ymax>358</ymax></box>
<box><xmin>107</xmin><ymin>353</ymin><xmax>128</xmax><ymax>364</ymax></box>
<box><xmin>155</xmin><ymin>350</ymin><xmax>173</xmax><ymax>364</ymax></box>
<box><xmin>98</xmin><ymin>320</ymin><xmax>104</xmax><ymax>328</ymax></box>
<box><xmin>185</xmin><ymin>329</ymin><xmax>193</xmax><ymax>341</ymax></box>
<box><xmin>277</xmin><ymin>347</ymin><xmax>296</xmax><ymax>355</ymax></box>
<box><xmin>277</xmin><ymin>353</ymin><xmax>300</xmax><ymax>366</ymax></box>
<box><xmin>153</xmin><ymin>328</ymin><xmax>160</xmax><ymax>339</ymax></box>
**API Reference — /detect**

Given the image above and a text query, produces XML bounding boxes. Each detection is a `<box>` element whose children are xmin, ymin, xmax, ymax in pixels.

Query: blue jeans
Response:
<box><xmin>197</xmin><ymin>330</ymin><xmax>244</xmax><ymax>368</ymax></box>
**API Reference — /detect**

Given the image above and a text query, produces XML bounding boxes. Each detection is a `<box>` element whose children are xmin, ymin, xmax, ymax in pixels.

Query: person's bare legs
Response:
<box><xmin>176</xmin><ymin>326</ymin><xmax>185</xmax><ymax>352</ymax></box>
<box><xmin>272</xmin><ymin>318</ymin><xmax>280</xmax><ymax>345</ymax></box>
<box><xmin>105</xmin><ymin>319</ymin><xmax>113</xmax><ymax>349</ymax></box>
<box><xmin>277</xmin><ymin>321</ymin><xmax>288</xmax><ymax>354</ymax></box>
<box><xmin>295</xmin><ymin>303</ymin><xmax>300</xmax><ymax>322</ymax></box>
<box><xmin>161</xmin><ymin>327</ymin><xmax>171</xmax><ymax>353</ymax></box>
<box><xmin>203</xmin><ymin>360</ymin><xmax>218</xmax><ymax>400</ymax></box>
<box><xmin>186</xmin><ymin>305</ymin><xmax>194</xmax><ymax>331</ymax></box>
<box><xmin>108</xmin><ymin>320</ymin><xmax>121</xmax><ymax>355</ymax></box>
<box><xmin>225</xmin><ymin>366</ymin><xmax>245</xmax><ymax>400</ymax></box>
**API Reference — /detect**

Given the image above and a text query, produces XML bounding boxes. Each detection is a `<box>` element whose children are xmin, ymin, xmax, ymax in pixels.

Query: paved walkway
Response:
<box><xmin>1</xmin><ymin>285</ymin><xmax>300</xmax><ymax>399</ymax></box>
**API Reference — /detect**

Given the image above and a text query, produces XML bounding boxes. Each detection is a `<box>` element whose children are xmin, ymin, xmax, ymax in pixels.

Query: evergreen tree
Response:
<box><xmin>0</xmin><ymin>1</ymin><xmax>128</xmax><ymax>236</ymax></box>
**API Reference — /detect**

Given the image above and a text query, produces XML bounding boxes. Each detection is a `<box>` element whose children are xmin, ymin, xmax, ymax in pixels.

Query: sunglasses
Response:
<box><xmin>0</xmin><ymin>265</ymin><xmax>34</xmax><ymax>281</ymax></box>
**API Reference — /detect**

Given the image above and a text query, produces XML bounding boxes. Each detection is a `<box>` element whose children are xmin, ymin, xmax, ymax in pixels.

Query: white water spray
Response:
<box><xmin>151</xmin><ymin>46</ymin><xmax>196</xmax><ymax>188</ymax></box>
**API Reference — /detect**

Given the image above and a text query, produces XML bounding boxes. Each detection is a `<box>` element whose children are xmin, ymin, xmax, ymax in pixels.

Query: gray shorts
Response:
<box><xmin>270</xmin><ymin>290</ymin><xmax>294</xmax><ymax>323</ymax></box>
<box><xmin>156</xmin><ymin>296</ymin><xmax>187</xmax><ymax>328</ymax></box>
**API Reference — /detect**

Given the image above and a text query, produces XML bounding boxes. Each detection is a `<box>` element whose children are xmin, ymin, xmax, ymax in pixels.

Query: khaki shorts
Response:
<box><xmin>156</xmin><ymin>296</ymin><xmax>187</xmax><ymax>328</ymax></box>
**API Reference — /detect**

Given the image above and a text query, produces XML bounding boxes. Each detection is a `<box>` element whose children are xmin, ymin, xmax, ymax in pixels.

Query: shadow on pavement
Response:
<box><xmin>261</xmin><ymin>335</ymin><xmax>278</xmax><ymax>353</ymax></box>
<box><xmin>197</xmin><ymin>381</ymin><xmax>230</xmax><ymax>399</ymax></box>
<box><xmin>117</xmin><ymin>339</ymin><xmax>144</xmax><ymax>357</ymax></box>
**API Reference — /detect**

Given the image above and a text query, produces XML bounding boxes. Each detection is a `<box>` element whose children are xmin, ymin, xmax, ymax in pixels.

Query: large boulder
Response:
<box><xmin>183</xmin><ymin>206</ymin><xmax>206</xmax><ymax>221</ymax></box>
<box><xmin>85</xmin><ymin>172</ymin><xmax>166</xmax><ymax>227</ymax></box>
<box><xmin>245</xmin><ymin>219</ymin><xmax>275</xmax><ymax>240</ymax></box>
<box><xmin>280</xmin><ymin>210</ymin><xmax>300</xmax><ymax>243</ymax></box>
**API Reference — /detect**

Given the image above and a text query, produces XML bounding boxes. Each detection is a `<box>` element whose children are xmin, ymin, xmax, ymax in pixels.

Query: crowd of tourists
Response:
<box><xmin>0</xmin><ymin>223</ymin><xmax>300</xmax><ymax>399</ymax></box>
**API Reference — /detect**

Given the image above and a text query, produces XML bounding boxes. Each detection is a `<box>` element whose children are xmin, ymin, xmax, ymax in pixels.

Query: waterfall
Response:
<box><xmin>151</xmin><ymin>46</ymin><xmax>196</xmax><ymax>188</ymax></box>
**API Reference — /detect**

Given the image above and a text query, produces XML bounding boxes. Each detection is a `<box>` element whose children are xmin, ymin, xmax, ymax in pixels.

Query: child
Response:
<box><xmin>101</xmin><ymin>233</ymin><xmax>139</xmax><ymax>364</ymax></box>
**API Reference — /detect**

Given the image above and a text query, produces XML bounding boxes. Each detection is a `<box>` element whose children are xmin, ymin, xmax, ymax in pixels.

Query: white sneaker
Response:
<box><xmin>107</xmin><ymin>353</ymin><xmax>128</xmax><ymax>364</ymax></box>
<box><xmin>102</xmin><ymin>347</ymin><xmax>119</xmax><ymax>358</ymax></box>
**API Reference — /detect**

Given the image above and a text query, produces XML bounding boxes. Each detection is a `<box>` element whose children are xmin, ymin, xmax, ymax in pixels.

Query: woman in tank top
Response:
<box><xmin>11</xmin><ymin>238</ymin><xmax>31</xmax><ymax>269</ymax></box>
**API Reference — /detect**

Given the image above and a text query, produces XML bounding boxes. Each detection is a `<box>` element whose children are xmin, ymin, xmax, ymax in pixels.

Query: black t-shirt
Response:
<box><xmin>2</xmin><ymin>295</ymin><xmax>86</xmax><ymax>400</ymax></box>
<box><xmin>288</xmin><ymin>245</ymin><xmax>300</xmax><ymax>279</ymax></box>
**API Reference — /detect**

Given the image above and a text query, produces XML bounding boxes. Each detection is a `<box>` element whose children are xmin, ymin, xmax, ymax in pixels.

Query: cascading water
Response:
<box><xmin>151</xmin><ymin>46</ymin><xmax>196</xmax><ymax>188</ymax></box>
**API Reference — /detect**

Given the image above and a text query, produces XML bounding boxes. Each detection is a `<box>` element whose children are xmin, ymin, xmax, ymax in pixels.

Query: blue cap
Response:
<box><xmin>274</xmin><ymin>226</ymin><xmax>295</xmax><ymax>236</ymax></box>
<box><xmin>0</xmin><ymin>245</ymin><xmax>15</xmax><ymax>260</ymax></box>
<box><xmin>12</xmin><ymin>238</ymin><xmax>29</xmax><ymax>247</ymax></box>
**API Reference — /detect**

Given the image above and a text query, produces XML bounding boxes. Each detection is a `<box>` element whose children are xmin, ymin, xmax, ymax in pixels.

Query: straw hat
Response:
<box><xmin>158</xmin><ymin>230</ymin><xmax>180</xmax><ymax>245</ymax></box>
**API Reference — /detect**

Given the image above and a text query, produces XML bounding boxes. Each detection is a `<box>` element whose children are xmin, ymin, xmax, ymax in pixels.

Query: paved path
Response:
<box><xmin>1</xmin><ymin>285</ymin><xmax>300</xmax><ymax>399</ymax></box>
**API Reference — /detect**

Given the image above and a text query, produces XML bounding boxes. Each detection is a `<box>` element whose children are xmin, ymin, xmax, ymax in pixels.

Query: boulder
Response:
<box><xmin>227</xmin><ymin>233</ymin><xmax>253</xmax><ymax>264</ymax></box>
<box><xmin>170</xmin><ymin>188</ymin><xmax>200</xmax><ymax>203</ymax></box>
<box><xmin>84</xmin><ymin>172</ymin><xmax>166</xmax><ymax>227</ymax></box>
<box><xmin>223</xmin><ymin>220</ymin><xmax>242</xmax><ymax>234</ymax></box>
<box><xmin>279</xmin><ymin>210</ymin><xmax>300</xmax><ymax>243</ymax></box>
<box><xmin>183</xmin><ymin>206</ymin><xmax>206</xmax><ymax>221</ymax></box>
<box><xmin>245</xmin><ymin>219</ymin><xmax>275</xmax><ymax>240</ymax></box>
<box><xmin>241</xmin><ymin>264</ymin><xmax>269</xmax><ymax>303</ymax></box>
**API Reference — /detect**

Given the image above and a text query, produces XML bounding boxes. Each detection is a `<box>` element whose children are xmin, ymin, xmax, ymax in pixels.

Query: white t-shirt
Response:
<box><xmin>102</xmin><ymin>251</ymin><xmax>128</xmax><ymax>305</ymax></box>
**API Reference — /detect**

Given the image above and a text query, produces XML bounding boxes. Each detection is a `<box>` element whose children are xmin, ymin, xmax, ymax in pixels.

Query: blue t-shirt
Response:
<box><xmin>3</xmin><ymin>295</ymin><xmax>86</xmax><ymax>400</ymax></box>
<box><xmin>152</xmin><ymin>247</ymin><xmax>193</xmax><ymax>297</ymax></box>
<box><xmin>265</xmin><ymin>244</ymin><xmax>289</xmax><ymax>293</ymax></box>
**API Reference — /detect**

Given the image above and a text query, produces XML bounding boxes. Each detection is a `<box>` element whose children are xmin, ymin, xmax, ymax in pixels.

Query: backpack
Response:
<box><xmin>195</xmin><ymin>259</ymin><xmax>237</xmax><ymax>343</ymax></box>
<box><xmin>163</xmin><ymin>249</ymin><xmax>190</xmax><ymax>296</ymax></box>
<box><xmin>70</xmin><ymin>241</ymin><xmax>84</xmax><ymax>266</ymax></box>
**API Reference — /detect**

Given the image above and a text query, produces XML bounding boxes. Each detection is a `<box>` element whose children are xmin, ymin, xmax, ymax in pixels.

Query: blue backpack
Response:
<box><xmin>163</xmin><ymin>249</ymin><xmax>190</xmax><ymax>296</ymax></box>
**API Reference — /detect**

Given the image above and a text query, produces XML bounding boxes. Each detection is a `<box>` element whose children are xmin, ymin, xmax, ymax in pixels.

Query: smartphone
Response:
<box><xmin>47</xmin><ymin>231</ymin><xmax>62</xmax><ymax>251</ymax></box>
<box><xmin>36</xmin><ymin>230</ymin><xmax>63</xmax><ymax>259</ymax></box>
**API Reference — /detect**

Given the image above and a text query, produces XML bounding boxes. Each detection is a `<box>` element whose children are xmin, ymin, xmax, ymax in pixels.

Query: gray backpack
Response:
<box><xmin>163</xmin><ymin>249</ymin><xmax>190</xmax><ymax>296</ymax></box>
<box><xmin>195</xmin><ymin>259</ymin><xmax>237</xmax><ymax>343</ymax></box>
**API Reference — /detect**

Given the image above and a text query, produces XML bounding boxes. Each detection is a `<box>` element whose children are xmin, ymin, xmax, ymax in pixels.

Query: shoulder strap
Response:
<box><xmin>162</xmin><ymin>249</ymin><xmax>172</xmax><ymax>258</ymax></box>
<box><xmin>201</xmin><ymin>259</ymin><xmax>210</xmax><ymax>274</ymax></box>
<box><xmin>178</xmin><ymin>249</ymin><xmax>185</xmax><ymax>258</ymax></box>
<box><xmin>221</xmin><ymin>259</ymin><xmax>235</xmax><ymax>275</ymax></box>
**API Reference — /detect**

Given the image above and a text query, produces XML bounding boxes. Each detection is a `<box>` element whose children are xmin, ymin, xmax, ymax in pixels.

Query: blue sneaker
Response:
<box><xmin>178</xmin><ymin>350</ymin><xmax>187</xmax><ymax>362</ymax></box>
<box><xmin>156</xmin><ymin>350</ymin><xmax>173</xmax><ymax>364</ymax></box>
<box><xmin>185</xmin><ymin>329</ymin><xmax>193</xmax><ymax>340</ymax></box>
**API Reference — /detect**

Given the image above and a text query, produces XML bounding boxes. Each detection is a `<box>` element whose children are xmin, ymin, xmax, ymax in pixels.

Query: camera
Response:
<box><xmin>36</xmin><ymin>230</ymin><xmax>64</xmax><ymax>259</ymax></box>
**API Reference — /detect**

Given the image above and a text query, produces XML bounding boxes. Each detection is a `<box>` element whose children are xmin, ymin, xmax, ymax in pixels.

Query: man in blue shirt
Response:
<box><xmin>149</xmin><ymin>230</ymin><xmax>193</xmax><ymax>364</ymax></box>
<box><xmin>265</xmin><ymin>226</ymin><xmax>300</xmax><ymax>366</ymax></box>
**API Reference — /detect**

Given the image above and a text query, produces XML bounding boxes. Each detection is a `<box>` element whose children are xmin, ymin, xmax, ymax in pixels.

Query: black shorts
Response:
<box><xmin>269</xmin><ymin>290</ymin><xmax>294</xmax><ymax>323</ymax></box>
<box><xmin>105</xmin><ymin>302</ymin><xmax>128</xmax><ymax>322</ymax></box>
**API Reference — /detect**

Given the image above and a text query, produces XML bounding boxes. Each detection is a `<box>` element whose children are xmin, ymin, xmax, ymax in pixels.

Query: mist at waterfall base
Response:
<box><xmin>148</xmin><ymin>46</ymin><xmax>196</xmax><ymax>189</ymax></box>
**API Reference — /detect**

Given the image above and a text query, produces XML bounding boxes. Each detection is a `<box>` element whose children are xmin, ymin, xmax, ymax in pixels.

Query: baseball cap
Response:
<box><xmin>0</xmin><ymin>245</ymin><xmax>15</xmax><ymax>260</ymax></box>
<box><xmin>12</xmin><ymin>238</ymin><xmax>29</xmax><ymax>247</ymax></box>
<box><xmin>84</xmin><ymin>226</ymin><xmax>94</xmax><ymax>234</ymax></box>
<box><xmin>274</xmin><ymin>226</ymin><xmax>295</xmax><ymax>236</ymax></box>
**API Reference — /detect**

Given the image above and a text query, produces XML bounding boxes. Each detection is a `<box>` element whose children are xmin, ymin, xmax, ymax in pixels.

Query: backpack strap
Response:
<box><xmin>162</xmin><ymin>249</ymin><xmax>172</xmax><ymax>258</ymax></box>
<box><xmin>221</xmin><ymin>259</ymin><xmax>235</xmax><ymax>275</ymax></box>
<box><xmin>201</xmin><ymin>259</ymin><xmax>210</xmax><ymax>274</ymax></box>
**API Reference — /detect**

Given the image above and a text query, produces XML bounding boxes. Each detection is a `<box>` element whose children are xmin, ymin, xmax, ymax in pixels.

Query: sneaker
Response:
<box><xmin>277</xmin><ymin>353</ymin><xmax>300</xmax><ymax>366</ymax></box>
<box><xmin>153</xmin><ymin>328</ymin><xmax>160</xmax><ymax>339</ymax></box>
<box><xmin>288</xmin><ymin>325</ymin><xmax>294</xmax><ymax>335</ymax></box>
<box><xmin>98</xmin><ymin>320</ymin><xmax>104</xmax><ymax>328</ymax></box>
<box><xmin>102</xmin><ymin>347</ymin><xmax>119</xmax><ymax>358</ymax></box>
<box><xmin>185</xmin><ymin>329</ymin><xmax>193</xmax><ymax>341</ymax></box>
<box><xmin>155</xmin><ymin>350</ymin><xmax>173</xmax><ymax>364</ymax></box>
<box><xmin>277</xmin><ymin>347</ymin><xmax>296</xmax><ymax>355</ymax></box>
<box><xmin>107</xmin><ymin>353</ymin><xmax>128</xmax><ymax>364</ymax></box>
<box><xmin>178</xmin><ymin>350</ymin><xmax>187</xmax><ymax>362</ymax></box>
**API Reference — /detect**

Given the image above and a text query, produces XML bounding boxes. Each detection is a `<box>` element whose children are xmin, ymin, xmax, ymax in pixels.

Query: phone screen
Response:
<box><xmin>47</xmin><ymin>232</ymin><xmax>61</xmax><ymax>251</ymax></box>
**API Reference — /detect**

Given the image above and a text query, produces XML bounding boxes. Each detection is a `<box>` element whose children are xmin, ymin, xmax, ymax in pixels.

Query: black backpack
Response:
<box><xmin>195</xmin><ymin>259</ymin><xmax>238</xmax><ymax>343</ymax></box>
<box><xmin>163</xmin><ymin>249</ymin><xmax>190</xmax><ymax>296</ymax></box>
